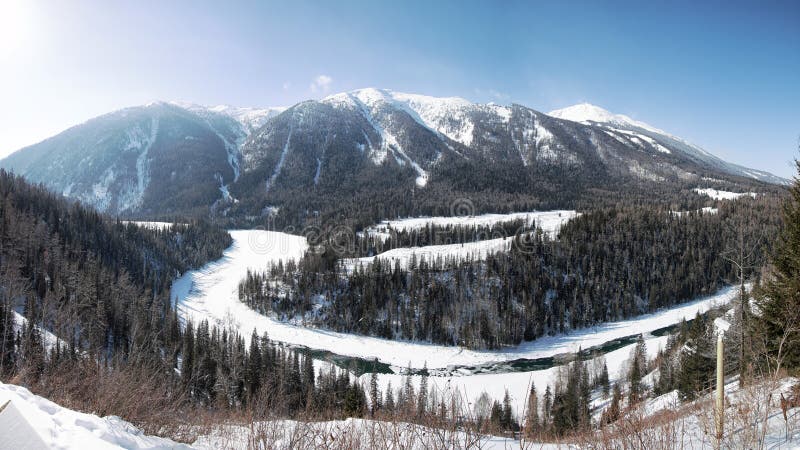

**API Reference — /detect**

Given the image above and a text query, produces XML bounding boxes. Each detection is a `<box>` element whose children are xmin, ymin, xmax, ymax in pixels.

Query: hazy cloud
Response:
<box><xmin>310</xmin><ymin>75</ymin><xmax>333</xmax><ymax>94</ymax></box>
<box><xmin>474</xmin><ymin>88</ymin><xmax>510</xmax><ymax>102</ymax></box>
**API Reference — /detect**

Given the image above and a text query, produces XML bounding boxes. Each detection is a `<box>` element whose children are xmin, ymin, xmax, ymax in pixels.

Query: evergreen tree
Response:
<box><xmin>599</xmin><ymin>361</ymin><xmax>610</xmax><ymax>397</ymax></box>
<box><xmin>542</xmin><ymin>385</ymin><xmax>553</xmax><ymax>431</ymax></box>
<box><xmin>525</xmin><ymin>383</ymin><xmax>539</xmax><ymax>437</ymax></box>
<box><xmin>417</xmin><ymin>362</ymin><xmax>428</xmax><ymax>416</ymax></box>
<box><xmin>628</xmin><ymin>335</ymin><xmax>647</xmax><ymax>404</ymax></box>
<box><xmin>756</xmin><ymin>158</ymin><xmax>800</xmax><ymax>371</ymax></box>
<box><xmin>369</xmin><ymin>362</ymin><xmax>380</xmax><ymax>416</ymax></box>
<box><xmin>384</xmin><ymin>380</ymin><xmax>395</xmax><ymax>413</ymax></box>
<box><xmin>246</xmin><ymin>330</ymin><xmax>262</xmax><ymax>400</ymax></box>
<box><xmin>677</xmin><ymin>314</ymin><xmax>715</xmax><ymax>399</ymax></box>
<box><xmin>602</xmin><ymin>383</ymin><xmax>622</xmax><ymax>424</ymax></box>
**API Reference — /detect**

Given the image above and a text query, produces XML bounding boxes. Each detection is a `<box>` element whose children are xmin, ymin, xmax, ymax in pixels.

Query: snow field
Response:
<box><xmin>361</xmin><ymin>210</ymin><xmax>578</xmax><ymax>241</ymax></box>
<box><xmin>693</xmin><ymin>187</ymin><xmax>757</xmax><ymax>201</ymax></box>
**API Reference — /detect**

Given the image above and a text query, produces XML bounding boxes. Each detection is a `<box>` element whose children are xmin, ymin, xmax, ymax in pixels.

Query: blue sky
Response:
<box><xmin>1</xmin><ymin>0</ymin><xmax>798</xmax><ymax>177</ymax></box>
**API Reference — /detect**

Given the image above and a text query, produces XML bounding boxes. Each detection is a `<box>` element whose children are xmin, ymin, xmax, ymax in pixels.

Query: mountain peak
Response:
<box><xmin>548</xmin><ymin>103</ymin><xmax>667</xmax><ymax>136</ymax></box>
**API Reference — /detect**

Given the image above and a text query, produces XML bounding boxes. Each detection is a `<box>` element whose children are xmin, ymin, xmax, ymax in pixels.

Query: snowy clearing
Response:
<box><xmin>361</xmin><ymin>210</ymin><xmax>578</xmax><ymax>241</ymax></box>
<box><xmin>693</xmin><ymin>187</ymin><xmax>757</xmax><ymax>201</ymax></box>
<box><xmin>120</xmin><ymin>221</ymin><xmax>183</xmax><ymax>230</ymax></box>
<box><xmin>343</xmin><ymin>235</ymin><xmax>516</xmax><ymax>271</ymax></box>
<box><xmin>13</xmin><ymin>311</ymin><xmax>65</xmax><ymax>352</ymax></box>
<box><xmin>670</xmin><ymin>206</ymin><xmax>719</xmax><ymax>217</ymax></box>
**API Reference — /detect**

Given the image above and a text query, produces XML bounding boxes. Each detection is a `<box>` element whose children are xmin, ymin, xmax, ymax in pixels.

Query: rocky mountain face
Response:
<box><xmin>0</xmin><ymin>89</ymin><xmax>785</xmax><ymax>221</ymax></box>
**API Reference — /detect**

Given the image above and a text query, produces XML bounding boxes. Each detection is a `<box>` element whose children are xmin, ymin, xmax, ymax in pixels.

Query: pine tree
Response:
<box><xmin>542</xmin><ymin>385</ymin><xmax>553</xmax><ymax>431</ymax></box>
<box><xmin>603</xmin><ymin>383</ymin><xmax>622</xmax><ymax>424</ymax></box>
<box><xmin>246</xmin><ymin>330</ymin><xmax>261</xmax><ymax>400</ymax></box>
<box><xmin>417</xmin><ymin>362</ymin><xmax>428</xmax><ymax>416</ymax></box>
<box><xmin>403</xmin><ymin>362</ymin><xmax>415</xmax><ymax>413</ymax></box>
<box><xmin>600</xmin><ymin>361</ymin><xmax>610</xmax><ymax>397</ymax></box>
<box><xmin>677</xmin><ymin>314</ymin><xmax>715</xmax><ymax>399</ymax></box>
<box><xmin>384</xmin><ymin>380</ymin><xmax>395</xmax><ymax>413</ymax></box>
<box><xmin>490</xmin><ymin>400</ymin><xmax>503</xmax><ymax>430</ymax></box>
<box><xmin>628</xmin><ymin>335</ymin><xmax>647</xmax><ymax>404</ymax></box>
<box><xmin>525</xmin><ymin>383</ymin><xmax>539</xmax><ymax>437</ymax></box>
<box><xmin>369</xmin><ymin>362</ymin><xmax>380</xmax><ymax>416</ymax></box>
<box><xmin>756</xmin><ymin>158</ymin><xmax>800</xmax><ymax>371</ymax></box>
<box><xmin>181</xmin><ymin>322</ymin><xmax>196</xmax><ymax>394</ymax></box>
<box><xmin>501</xmin><ymin>390</ymin><xmax>516</xmax><ymax>431</ymax></box>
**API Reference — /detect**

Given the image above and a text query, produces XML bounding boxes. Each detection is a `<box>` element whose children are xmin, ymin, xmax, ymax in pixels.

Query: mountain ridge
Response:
<box><xmin>0</xmin><ymin>89</ymin><xmax>787</xmax><ymax>220</ymax></box>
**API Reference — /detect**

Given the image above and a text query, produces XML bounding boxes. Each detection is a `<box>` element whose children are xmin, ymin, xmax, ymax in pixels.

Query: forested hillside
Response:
<box><xmin>0</xmin><ymin>170</ymin><xmax>374</xmax><ymax>431</ymax></box>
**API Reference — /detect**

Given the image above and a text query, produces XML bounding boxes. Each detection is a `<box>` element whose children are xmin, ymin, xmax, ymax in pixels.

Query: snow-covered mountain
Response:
<box><xmin>174</xmin><ymin>102</ymin><xmax>286</xmax><ymax>135</ymax></box>
<box><xmin>0</xmin><ymin>89</ymin><xmax>785</xmax><ymax>218</ymax></box>
<box><xmin>235</xmin><ymin>88</ymin><xmax>783</xmax><ymax>204</ymax></box>
<box><xmin>548</xmin><ymin>103</ymin><xmax>785</xmax><ymax>184</ymax></box>
<box><xmin>0</xmin><ymin>102</ymin><xmax>280</xmax><ymax>215</ymax></box>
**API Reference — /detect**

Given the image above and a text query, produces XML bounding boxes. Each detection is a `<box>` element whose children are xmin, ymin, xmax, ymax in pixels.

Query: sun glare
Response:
<box><xmin>0</xmin><ymin>0</ymin><xmax>35</xmax><ymax>57</ymax></box>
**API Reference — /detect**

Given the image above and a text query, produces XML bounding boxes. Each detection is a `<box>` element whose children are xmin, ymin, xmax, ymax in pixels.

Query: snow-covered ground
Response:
<box><xmin>671</xmin><ymin>206</ymin><xmax>719</xmax><ymax>217</ymax></box>
<box><xmin>121</xmin><ymin>221</ymin><xmax>182</xmax><ymax>230</ymax></box>
<box><xmin>13</xmin><ymin>311</ymin><xmax>64</xmax><ymax>352</ymax></box>
<box><xmin>343</xmin><ymin>235</ymin><xmax>516</xmax><ymax>271</ymax></box>
<box><xmin>4</xmin><ymin>374</ymin><xmax>797</xmax><ymax>450</ymax></box>
<box><xmin>693</xmin><ymin>188</ymin><xmax>757</xmax><ymax>201</ymax></box>
<box><xmin>361</xmin><ymin>210</ymin><xmax>578</xmax><ymax>241</ymax></box>
<box><xmin>0</xmin><ymin>380</ymin><xmax>527</xmax><ymax>449</ymax></box>
<box><xmin>194</xmin><ymin>418</ymin><xmax>527</xmax><ymax>450</ymax></box>
<box><xmin>0</xmin><ymin>382</ymin><xmax>188</xmax><ymax>449</ymax></box>
<box><xmin>611</xmin><ymin>377</ymin><xmax>800</xmax><ymax>449</ymax></box>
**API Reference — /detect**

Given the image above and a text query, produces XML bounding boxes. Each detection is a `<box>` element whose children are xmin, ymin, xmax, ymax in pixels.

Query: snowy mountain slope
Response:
<box><xmin>2</xmin><ymin>90</ymin><xmax>784</xmax><ymax>219</ymax></box>
<box><xmin>549</xmin><ymin>103</ymin><xmax>787</xmax><ymax>185</ymax></box>
<box><xmin>236</xmin><ymin>89</ymin><xmax>782</xmax><ymax>220</ymax></box>
<box><xmin>206</xmin><ymin>104</ymin><xmax>286</xmax><ymax>134</ymax></box>
<box><xmin>0</xmin><ymin>102</ymin><xmax>282</xmax><ymax>215</ymax></box>
<box><xmin>0</xmin><ymin>103</ymin><xmax>239</xmax><ymax>214</ymax></box>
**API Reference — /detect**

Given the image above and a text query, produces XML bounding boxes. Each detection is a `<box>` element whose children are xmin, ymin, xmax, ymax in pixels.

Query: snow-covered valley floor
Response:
<box><xmin>172</xmin><ymin>230</ymin><xmax>737</xmax><ymax>372</ymax></box>
<box><xmin>171</xmin><ymin>228</ymin><xmax>742</xmax><ymax>417</ymax></box>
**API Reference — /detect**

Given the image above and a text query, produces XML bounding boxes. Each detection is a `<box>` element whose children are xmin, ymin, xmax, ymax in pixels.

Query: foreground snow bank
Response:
<box><xmin>606</xmin><ymin>377</ymin><xmax>800</xmax><ymax>449</ymax></box>
<box><xmin>0</xmin><ymin>382</ymin><xmax>187</xmax><ymax>449</ymax></box>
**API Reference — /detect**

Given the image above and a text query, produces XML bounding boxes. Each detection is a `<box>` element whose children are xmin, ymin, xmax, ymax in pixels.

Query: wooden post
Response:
<box><xmin>715</xmin><ymin>333</ymin><xmax>724</xmax><ymax>449</ymax></box>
